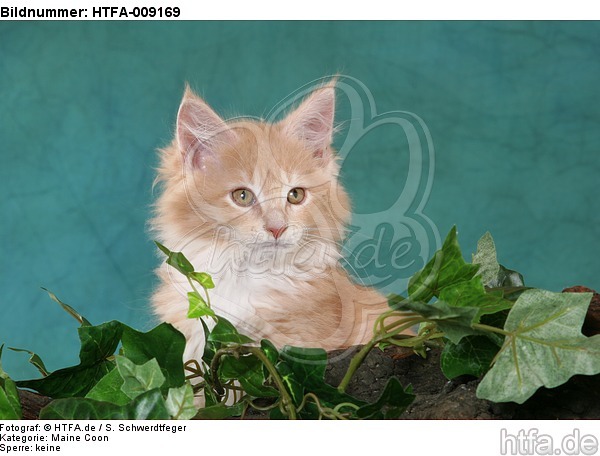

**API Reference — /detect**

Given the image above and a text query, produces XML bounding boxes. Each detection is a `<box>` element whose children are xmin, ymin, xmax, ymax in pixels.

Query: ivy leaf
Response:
<box><xmin>85</xmin><ymin>368</ymin><xmax>130</xmax><ymax>405</ymax></box>
<box><xmin>40</xmin><ymin>389</ymin><xmax>170</xmax><ymax>419</ymax></box>
<box><xmin>279</xmin><ymin>346</ymin><xmax>328</xmax><ymax>385</ymax></box>
<box><xmin>438</xmin><ymin>276</ymin><xmax>513</xmax><ymax>319</ymax></box>
<box><xmin>121</xmin><ymin>323</ymin><xmax>186</xmax><ymax>390</ymax></box>
<box><xmin>41</xmin><ymin>287</ymin><xmax>92</xmax><ymax>326</ymax></box>
<box><xmin>208</xmin><ymin>317</ymin><xmax>254</xmax><ymax>345</ymax></box>
<box><xmin>154</xmin><ymin>241</ymin><xmax>194</xmax><ymax>276</ymax></box>
<box><xmin>202</xmin><ymin>381</ymin><xmax>220</xmax><ymax>408</ymax></box>
<box><xmin>200</xmin><ymin>318</ymin><xmax>218</xmax><ymax>365</ymax></box>
<box><xmin>219</xmin><ymin>354</ymin><xmax>278</xmax><ymax>398</ymax></box>
<box><xmin>440</xmin><ymin>335</ymin><xmax>501</xmax><ymax>379</ymax></box>
<box><xmin>187</xmin><ymin>291</ymin><xmax>217</xmax><ymax>319</ymax></box>
<box><xmin>471</xmin><ymin>232</ymin><xmax>525</xmax><ymax>289</ymax></box>
<box><xmin>260</xmin><ymin>340</ymin><xmax>279</xmax><ymax>379</ymax></box>
<box><xmin>477</xmin><ymin>289</ymin><xmax>600</xmax><ymax>404</ymax></box>
<box><xmin>278</xmin><ymin>346</ymin><xmax>365</xmax><ymax>414</ymax></box>
<box><xmin>190</xmin><ymin>272</ymin><xmax>215</xmax><ymax>289</ymax></box>
<box><xmin>408</xmin><ymin>226</ymin><xmax>479</xmax><ymax>302</ymax></box>
<box><xmin>0</xmin><ymin>345</ymin><xmax>22</xmax><ymax>419</ymax></box>
<box><xmin>8</xmin><ymin>347</ymin><xmax>49</xmax><ymax>376</ymax></box>
<box><xmin>274</xmin><ymin>361</ymin><xmax>304</xmax><ymax>406</ymax></box>
<box><xmin>187</xmin><ymin>291</ymin><xmax>216</xmax><ymax>319</ymax></box>
<box><xmin>78</xmin><ymin>321</ymin><xmax>123</xmax><ymax>366</ymax></box>
<box><xmin>116</xmin><ymin>356</ymin><xmax>166</xmax><ymax>400</ymax></box>
<box><xmin>261</xmin><ymin>340</ymin><xmax>279</xmax><ymax>365</ymax></box>
<box><xmin>471</xmin><ymin>232</ymin><xmax>499</xmax><ymax>284</ymax></box>
<box><xmin>389</xmin><ymin>295</ymin><xmax>480</xmax><ymax>344</ymax></box>
<box><xmin>494</xmin><ymin>265</ymin><xmax>525</xmax><ymax>289</ymax></box>
<box><xmin>277</xmin><ymin>346</ymin><xmax>328</xmax><ymax>407</ymax></box>
<box><xmin>195</xmin><ymin>402</ymin><xmax>245</xmax><ymax>419</ymax></box>
<box><xmin>17</xmin><ymin>321</ymin><xmax>123</xmax><ymax>398</ymax></box>
<box><xmin>165</xmin><ymin>383</ymin><xmax>197</xmax><ymax>419</ymax></box>
<box><xmin>356</xmin><ymin>377</ymin><xmax>414</xmax><ymax>419</ymax></box>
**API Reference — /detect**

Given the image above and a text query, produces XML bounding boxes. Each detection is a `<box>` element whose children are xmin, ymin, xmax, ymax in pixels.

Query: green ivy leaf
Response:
<box><xmin>438</xmin><ymin>276</ymin><xmax>513</xmax><ymax>319</ymax></box>
<box><xmin>274</xmin><ymin>362</ymin><xmax>304</xmax><ymax>406</ymax></box>
<box><xmin>389</xmin><ymin>296</ymin><xmax>481</xmax><ymax>344</ymax></box>
<box><xmin>261</xmin><ymin>340</ymin><xmax>279</xmax><ymax>365</ymax></box>
<box><xmin>121</xmin><ymin>323</ymin><xmax>186</xmax><ymax>390</ymax></box>
<box><xmin>0</xmin><ymin>345</ymin><xmax>22</xmax><ymax>419</ymax></box>
<box><xmin>277</xmin><ymin>347</ymin><xmax>328</xmax><ymax>407</ymax></box>
<box><xmin>278</xmin><ymin>346</ymin><xmax>365</xmax><ymax>415</ymax></box>
<box><xmin>219</xmin><ymin>354</ymin><xmax>278</xmax><ymax>398</ymax></box>
<box><xmin>116</xmin><ymin>356</ymin><xmax>166</xmax><ymax>400</ymax></box>
<box><xmin>471</xmin><ymin>232</ymin><xmax>525</xmax><ymax>289</ymax></box>
<box><xmin>154</xmin><ymin>241</ymin><xmax>194</xmax><ymax>276</ymax></box>
<box><xmin>200</xmin><ymin>318</ymin><xmax>218</xmax><ymax>365</ymax></box>
<box><xmin>8</xmin><ymin>347</ymin><xmax>49</xmax><ymax>377</ymax></box>
<box><xmin>187</xmin><ymin>291</ymin><xmax>216</xmax><ymax>319</ymax></box>
<box><xmin>85</xmin><ymin>367</ymin><xmax>130</xmax><ymax>405</ymax></box>
<box><xmin>408</xmin><ymin>226</ymin><xmax>479</xmax><ymax>302</ymax></box>
<box><xmin>279</xmin><ymin>346</ymin><xmax>328</xmax><ymax>385</ymax></box>
<box><xmin>17</xmin><ymin>321</ymin><xmax>123</xmax><ymax>398</ymax></box>
<box><xmin>190</xmin><ymin>272</ymin><xmax>215</xmax><ymax>289</ymax></box>
<box><xmin>17</xmin><ymin>362</ymin><xmax>115</xmax><ymax>399</ymax></box>
<box><xmin>494</xmin><ymin>265</ymin><xmax>525</xmax><ymax>289</ymax></box>
<box><xmin>208</xmin><ymin>317</ymin><xmax>254</xmax><ymax>345</ymax></box>
<box><xmin>165</xmin><ymin>383</ymin><xmax>197</xmax><ymax>419</ymax></box>
<box><xmin>356</xmin><ymin>377</ymin><xmax>414</xmax><ymax>419</ymax></box>
<box><xmin>78</xmin><ymin>321</ymin><xmax>123</xmax><ymax>366</ymax></box>
<box><xmin>471</xmin><ymin>232</ymin><xmax>499</xmax><ymax>284</ymax></box>
<box><xmin>194</xmin><ymin>402</ymin><xmax>245</xmax><ymax>419</ymax></box>
<box><xmin>202</xmin><ymin>381</ymin><xmax>220</xmax><ymax>408</ymax></box>
<box><xmin>260</xmin><ymin>340</ymin><xmax>279</xmax><ymax>379</ymax></box>
<box><xmin>40</xmin><ymin>389</ymin><xmax>170</xmax><ymax>419</ymax></box>
<box><xmin>477</xmin><ymin>289</ymin><xmax>600</xmax><ymax>404</ymax></box>
<box><xmin>41</xmin><ymin>288</ymin><xmax>92</xmax><ymax>326</ymax></box>
<box><xmin>440</xmin><ymin>335</ymin><xmax>500</xmax><ymax>379</ymax></box>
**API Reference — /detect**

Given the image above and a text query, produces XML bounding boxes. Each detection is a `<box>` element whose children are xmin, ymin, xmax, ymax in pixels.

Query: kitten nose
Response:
<box><xmin>266</xmin><ymin>225</ymin><xmax>287</xmax><ymax>240</ymax></box>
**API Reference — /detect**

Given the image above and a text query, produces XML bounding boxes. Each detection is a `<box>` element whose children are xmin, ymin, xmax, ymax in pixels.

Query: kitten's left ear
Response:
<box><xmin>176</xmin><ymin>85</ymin><xmax>237</xmax><ymax>170</ymax></box>
<box><xmin>280</xmin><ymin>82</ymin><xmax>336</xmax><ymax>162</ymax></box>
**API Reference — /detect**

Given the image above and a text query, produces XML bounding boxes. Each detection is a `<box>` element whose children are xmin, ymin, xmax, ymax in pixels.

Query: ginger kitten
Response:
<box><xmin>151</xmin><ymin>81</ymin><xmax>389</xmax><ymax>363</ymax></box>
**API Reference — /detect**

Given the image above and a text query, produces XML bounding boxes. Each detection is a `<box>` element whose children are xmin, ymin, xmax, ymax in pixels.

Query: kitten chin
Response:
<box><xmin>151</xmin><ymin>81</ymin><xmax>392</xmax><ymax>363</ymax></box>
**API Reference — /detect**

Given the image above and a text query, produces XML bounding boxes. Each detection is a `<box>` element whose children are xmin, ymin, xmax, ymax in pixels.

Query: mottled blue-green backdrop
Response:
<box><xmin>1</xmin><ymin>22</ymin><xmax>599</xmax><ymax>378</ymax></box>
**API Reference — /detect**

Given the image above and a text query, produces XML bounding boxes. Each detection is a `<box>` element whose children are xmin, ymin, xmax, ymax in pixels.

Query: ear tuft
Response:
<box><xmin>176</xmin><ymin>86</ymin><xmax>236</xmax><ymax>169</ymax></box>
<box><xmin>280</xmin><ymin>82</ymin><xmax>336</xmax><ymax>162</ymax></box>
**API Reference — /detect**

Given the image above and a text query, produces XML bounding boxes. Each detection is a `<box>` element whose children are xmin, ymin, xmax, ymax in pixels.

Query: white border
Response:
<box><xmin>1</xmin><ymin>0</ymin><xmax>600</xmax><ymax>20</ymax></box>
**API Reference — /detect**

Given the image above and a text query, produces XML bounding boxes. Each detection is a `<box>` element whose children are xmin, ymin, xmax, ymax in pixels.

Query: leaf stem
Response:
<box><xmin>375</xmin><ymin>310</ymin><xmax>419</xmax><ymax>333</ymax></box>
<box><xmin>244</xmin><ymin>347</ymin><xmax>297</xmax><ymax>420</ymax></box>
<box><xmin>245</xmin><ymin>398</ymin><xmax>279</xmax><ymax>412</ymax></box>
<box><xmin>472</xmin><ymin>323</ymin><xmax>511</xmax><ymax>337</ymax></box>
<box><xmin>210</xmin><ymin>348</ymin><xmax>237</xmax><ymax>397</ymax></box>
<box><xmin>337</xmin><ymin>338</ymin><xmax>378</xmax><ymax>393</ymax></box>
<box><xmin>186</xmin><ymin>276</ymin><xmax>202</xmax><ymax>298</ymax></box>
<box><xmin>383</xmin><ymin>316</ymin><xmax>426</xmax><ymax>336</ymax></box>
<box><xmin>203</xmin><ymin>286</ymin><xmax>212</xmax><ymax>308</ymax></box>
<box><xmin>338</xmin><ymin>315</ymin><xmax>430</xmax><ymax>393</ymax></box>
<box><xmin>296</xmin><ymin>393</ymin><xmax>356</xmax><ymax>420</ymax></box>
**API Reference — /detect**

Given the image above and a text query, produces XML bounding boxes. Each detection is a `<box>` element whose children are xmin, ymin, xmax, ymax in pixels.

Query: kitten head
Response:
<box><xmin>153</xmin><ymin>81</ymin><xmax>351</xmax><ymax>277</ymax></box>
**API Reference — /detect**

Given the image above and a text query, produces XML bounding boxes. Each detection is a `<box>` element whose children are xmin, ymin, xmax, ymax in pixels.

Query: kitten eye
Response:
<box><xmin>231</xmin><ymin>188</ymin><xmax>256</xmax><ymax>207</ymax></box>
<box><xmin>287</xmin><ymin>187</ymin><xmax>306</xmax><ymax>205</ymax></box>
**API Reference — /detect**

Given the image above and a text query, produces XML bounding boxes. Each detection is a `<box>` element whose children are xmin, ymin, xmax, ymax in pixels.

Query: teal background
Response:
<box><xmin>1</xmin><ymin>21</ymin><xmax>599</xmax><ymax>378</ymax></box>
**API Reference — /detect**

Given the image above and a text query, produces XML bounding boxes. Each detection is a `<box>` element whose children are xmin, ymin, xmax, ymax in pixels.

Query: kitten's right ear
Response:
<box><xmin>176</xmin><ymin>85</ymin><xmax>236</xmax><ymax>169</ymax></box>
<box><xmin>280</xmin><ymin>81</ymin><xmax>336</xmax><ymax>163</ymax></box>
